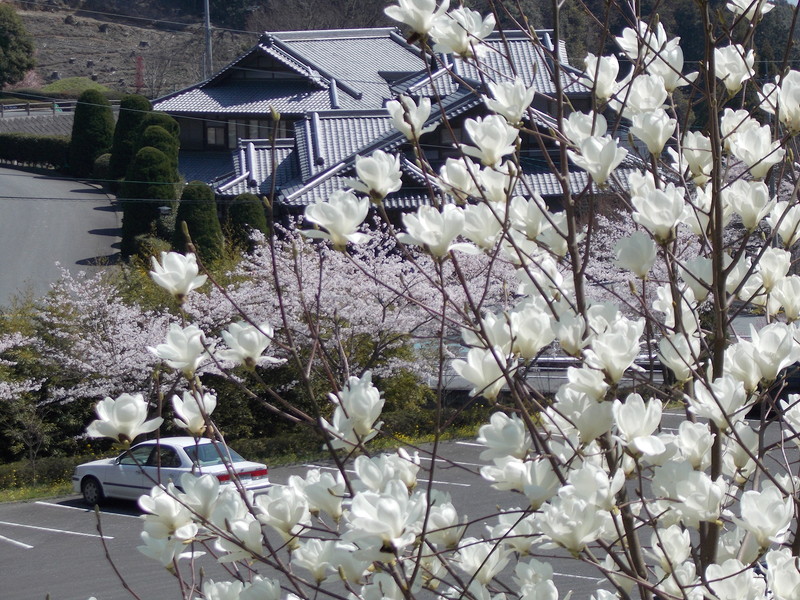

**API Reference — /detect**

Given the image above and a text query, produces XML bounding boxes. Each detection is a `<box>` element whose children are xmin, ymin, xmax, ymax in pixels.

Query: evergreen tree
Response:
<box><xmin>109</xmin><ymin>95</ymin><xmax>152</xmax><ymax>182</ymax></box>
<box><xmin>172</xmin><ymin>181</ymin><xmax>224</xmax><ymax>264</ymax></box>
<box><xmin>119</xmin><ymin>147</ymin><xmax>177</xmax><ymax>259</ymax></box>
<box><xmin>138</xmin><ymin>125</ymin><xmax>180</xmax><ymax>174</ymax></box>
<box><xmin>225</xmin><ymin>192</ymin><xmax>268</xmax><ymax>252</ymax></box>
<box><xmin>136</xmin><ymin>112</ymin><xmax>180</xmax><ymax>145</ymax></box>
<box><xmin>68</xmin><ymin>89</ymin><xmax>115</xmax><ymax>178</ymax></box>
<box><xmin>0</xmin><ymin>4</ymin><xmax>35</xmax><ymax>88</ymax></box>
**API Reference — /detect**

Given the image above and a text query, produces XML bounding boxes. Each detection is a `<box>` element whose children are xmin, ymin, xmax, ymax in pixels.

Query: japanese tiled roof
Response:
<box><xmin>178</xmin><ymin>151</ymin><xmax>235</xmax><ymax>185</ymax></box>
<box><xmin>214</xmin><ymin>140</ymin><xmax>299</xmax><ymax>197</ymax></box>
<box><xmin>154</xmin><ymin>28</ymin><xmax>426</xmax><ymax>116</ymax></box>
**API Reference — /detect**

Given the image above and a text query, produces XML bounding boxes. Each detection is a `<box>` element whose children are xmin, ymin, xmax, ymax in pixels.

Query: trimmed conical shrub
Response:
<box><xmin>68</xmin><ymin>89</ymin><xmax>114</xmax><ymax>178</ymax></box>
<box><xmin>119</xmin><ymin>146</ymin><xmax>178</xmax><ymax>259</ymax></box>
<box><xmin>109</xmin><ymin>94</ymin><xmax>152</xmax><ymax>182</ymax></box>
<box><xmin>173</xmin><ymin>181</ymin><xmax>224</xmax><ymax>264</ymax></box>
<box><xmin>225</xmin><ymin>192</ymin><xmax>268</xmax><ymax>252</ymax></box>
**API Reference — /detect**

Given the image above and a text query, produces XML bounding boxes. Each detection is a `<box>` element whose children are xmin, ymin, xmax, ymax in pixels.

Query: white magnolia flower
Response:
<box><xmin>736</xmin><ymin>483</ymin><xmax>793</xmax><ymax>547</ymax></box>
<box><xmin>149</xmin><ymin>252</ymin><xmax>207</xmax><ymax>301</ymax></box>
<box><xmin>139</xmin><ymin>483</ymin><xmax>198</xmax><ymax>542</ymax></box>
<box><xmin>563</xmin><ymin>111</ymin><xmax>607</xmax><ymax>146</ymax></box>
<box><xmin>567</xmin><ymin>135</ymin><xmax>627</xmax><ymax>187</ymax></box>
<box><xmin>255</xmin><ymin>484</ymin><xmax>310</xmax><ymax>545</ymax></box>
<box><xmin>172</xmin><ymin>391</ymin><xmax>216</xmax><ymax>436</ymax></box>
<box><xmin>582</xmin><ymin>53</ymin><xmax>619</xmax><ymax>101</ymax></box>
<box><xmin>749</xmin><ymin>322</ymin><xmax>800</xmax><ymax>382</ymax></box>
<box><xmin>659</xmin><ymin>333</ymin><xmax>700</xmax><ymax>382</ymax></box>
<box><xmin>723</xmin><ymin>179</ymin><xmax>775</xmax><ymax>231</ymax></box>
<box><xmin>681</xmin><ymin>130</ymin><xmax>713</xmax><ymax>185</ymax></box>
<box><xmin>584</xmin><ymin>317</ymin><xmax>644</xmax><ymax>384</ymax></box>
<box><xmin>398</xmin><ymin>203</ymin><xmax>468</xmax><ymax>256</ymax></box>
<box><xmin>613</xmin><ymin>393</ymin><xmax>665</xmax><ymax>456</ymax></box>
<box><xmin>349</xmin><ymin>150</ymin><xmax>402</xmax><ymax>201</ymax></box>
<box><xmin>462</xmin><ymin>201</ymin><xmax>504</xmax><ymax>249</ymax></box>
<box><xmin>675</xmin><ymin>420</ymin><xmax>714</xmax><ymax>470</ymax></box>
<box><xmin>86</xmin><ymin>393</ymin><xmax>163</xmax><ymax>444</ymax></box>
<box><xmin>720</xmin><ymin>108</ymin><xmax>761</xmax><ymax>150</ymax></box>
<box><xmin>631</xmin><ymin>182</ymin><xmax>685</xmax><ymax>243</ymax></box>
<box><xmin>476</xmin><ymin>412</ymin><xmax>531</xmax><ymax>461</ymax></box>
<box><xmin>646</xmin><ymin>38</ymin><xmax>697</xmax><ymax>92</ymax></box>
<box><xmin>773</xmin><ymin>275</ymin><xmax>800</xmax><ymax>321</ymax></box>
<box><xmin>303</xmin><ymin>190</ymin><xmax>370</xmax><ymax>249</ymax></box>
<box><xmin>714</xmin><ymin>44</ymin><xmax>755</xmax><ymax>94</ymax></box>
<box><xmin>723</xmin><ymin>421</ymin><xmax>758</xmax><ymax>483</ymax></box>
<box><xmin>729</xmin><ymin>124</ymin><xmax>785</xmax><ymax>179</ymax></box>
<box><xmin>630</xmin><ymin>108</ymin><xmax>676</xmax><ymax>154</ymax></box>
<box><xmin>430</xmin><ymin>6</ymin><xmax>495</xmax><ymax>58</ymax></box>
<box><xmin>648</xmin><ymin>525</ymin><xmax>691</xmax><ymax>572</ymax></box>
<box><xmin>727</xmin><ymin>0</ymin><xmax>773</xmax><ymax>21</ymax></box>
<box><xmin>508</xmin><ymin>302</ymin><xmax>557</xmax><ymax>359</ymax></box>
<box><xmin>616</xmin><ymin>20</ymin><xmax>670</xmax><ymax>62</ymax></box>
<box><xmin>453</xmin><ymin>346</ymin><xmax>510</xmax><ymax>400</ymax></box>
<box><xmin>768</xmin><ymin>200</ymin><xmax>800</xmax><ymax>247</ymax></box>
<box><xmin>138</xmin><ymin>531</ymin><xmax>201</xmax><ymax>566</ymax></box>
<box><xmin>615</xmin><ymin>231</ymin><xmax>656</xmax><ymax>278</ymax></box>
<box><xmin>461</xmin><ymin>114</ymin><xmax>519</xmax><ymax>166</ymax></box>
<box><xmin>537</xmin><ymin>494</ymin><xmax>607</xmax><ymax>553</ymax></box>
<box><xmin>765</xmin><ymin>548</ymin><xmax>800</xmax><ymax>600</ymax></box>
<box><xmin>618</xmin><ymin>73</ymin><xmax>668</xmax><ymax>116</ymax></box>
<box><xmin>218</xmin><ymin>321</ymin><xmax>281</xmax><ymax>368</ymax></box>
<box><xmin>456</xmin><ymin>537</ymin><xmax>510</xmax><ymax>585</ymax></box>
<box><xmin>706</xmin><ymin>558</ymin><xmax>767</xmax><ymax>600</ymax></box>
<box><xmin>438</xmin><ymin>157</ymin><xmax>480</xmax><ymax>202</ymax></box>
<box><xmin>322</xmin><ymin>371</ymin><xmax>385</xmax><ymax>449</ymax></box>
<box><xmin>386</xmin><ymin>95</ymin><xmax>436</xmax><ymax>140</ymax></box>
<box><xmin>148</xmin><ymin>323</ymin><xmax>209</xmax><ymax>378</ymax></box>
<box><xmin>485</xmin><ymin>79</ymin><xmax>536</xmax><ymax>125</ymax></box>
<box><xmin>384</xmin><ymin>0</ymin><xmax>449</xmax><ymax>35</ymax></box>
<box><xmin>688</xmin><ymin>375</ymin><xmax>749</xmax><ymax>430</ymax></box>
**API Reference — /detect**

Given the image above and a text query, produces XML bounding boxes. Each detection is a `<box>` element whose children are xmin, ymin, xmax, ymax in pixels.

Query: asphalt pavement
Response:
<box><xmin>0</xmin><ymin>166</ymin><xmax>119</xmax><ymax>307</ymax></box>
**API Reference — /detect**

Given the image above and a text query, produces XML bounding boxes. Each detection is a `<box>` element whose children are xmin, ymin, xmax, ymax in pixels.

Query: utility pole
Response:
<box><xmin>204</xmin><ymin>0</ymin><xmax>213</xmax><ymax>79</ymax></box>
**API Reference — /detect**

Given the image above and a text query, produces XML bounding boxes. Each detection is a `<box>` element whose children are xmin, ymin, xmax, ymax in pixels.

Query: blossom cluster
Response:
<box><xmin>67</xmin><ymin>0</ymin><xmax>800</xmax><ymax>599</ymax></box>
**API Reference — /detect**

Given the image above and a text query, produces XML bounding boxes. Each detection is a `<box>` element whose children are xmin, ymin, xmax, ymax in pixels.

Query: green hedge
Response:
<box><xmin>0</xmin><ymin>132</ymin><xmax>70</xmax><ymax>168</ymax></box>
<box><xmin>0</xmin><ymin>454</ymin><xmax>97</xmax><ymax>488</ymax></box>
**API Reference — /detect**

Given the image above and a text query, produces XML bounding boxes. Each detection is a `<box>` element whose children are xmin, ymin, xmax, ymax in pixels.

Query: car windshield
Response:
<box><xmin>184</xmin><ymin>443</ymin><xmax>246</xmax><ymax>467</ymax></box>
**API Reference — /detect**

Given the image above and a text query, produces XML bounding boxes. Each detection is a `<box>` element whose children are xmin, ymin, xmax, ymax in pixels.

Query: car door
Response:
<box><xmin>141</xmin><ymin>444</ymin><xmax>187</xmax><ymax>491</ymax></box>
<box><xmin>101</xmin><ymin>444</ymin><xmax>153</xmax><ymax>500</ymax></box>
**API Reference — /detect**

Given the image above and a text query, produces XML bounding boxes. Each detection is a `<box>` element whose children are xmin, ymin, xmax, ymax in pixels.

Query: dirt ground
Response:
<box><xmin>16</xmin><ymin>8</ymin><xmax>257</xmax><ymax>98</ymax></box>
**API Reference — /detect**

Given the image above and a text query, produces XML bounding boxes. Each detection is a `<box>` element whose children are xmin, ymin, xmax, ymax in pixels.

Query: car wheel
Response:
<box><xmin>81</xmin><ymin>477</ymin><xmax>104</xmax><ymax>506</ymax></box>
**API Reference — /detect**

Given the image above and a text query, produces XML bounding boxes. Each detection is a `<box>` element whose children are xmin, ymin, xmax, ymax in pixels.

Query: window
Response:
<box><xmin>206</xmin><ymin>123</ymin><xmax>226</xmax><ymax>148</ymax></box>
<box><xmin>185</xmin><ymin>443</ymin><xmax>246</xmax><ymax>467</ymax></box>
<box><xmin>148</xmin><ymin>447</ymin><xmax>181</xmax><ymax>468</ymax></box>
<box><xmin>118</xmin><ymin>445</ymin><xmax>153</xmax><ymax>466</ymax></box>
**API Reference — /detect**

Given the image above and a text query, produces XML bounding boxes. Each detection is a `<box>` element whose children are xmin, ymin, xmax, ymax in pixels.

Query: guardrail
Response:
<box><xmin>0</xmin><ymin>99</ymin><xmax>121</xmax><ymax>117</ymax></box>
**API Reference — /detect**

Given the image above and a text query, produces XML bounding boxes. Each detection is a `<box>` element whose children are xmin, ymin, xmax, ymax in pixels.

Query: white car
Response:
<box><xmin>72</xmin><ymin>436</ymin><xmax>270</xmax><ymax>505</ymax></box>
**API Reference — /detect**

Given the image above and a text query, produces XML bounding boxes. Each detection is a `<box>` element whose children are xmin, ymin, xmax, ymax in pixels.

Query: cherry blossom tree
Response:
<box><xmin>50</xmin><ymin>0</ymin><xmax>800</xmax><ymax>599</ymax></box>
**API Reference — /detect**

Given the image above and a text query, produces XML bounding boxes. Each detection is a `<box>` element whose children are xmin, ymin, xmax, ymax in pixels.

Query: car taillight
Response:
<box><xmin>216</xmin><ymin>473</ymin><xmax>231</xmax><ymax>482</ymax></box>
<box><xmin>248</xmin><ymin>468</ymin><xmax>268</xmax><ymax>479</ymax></box>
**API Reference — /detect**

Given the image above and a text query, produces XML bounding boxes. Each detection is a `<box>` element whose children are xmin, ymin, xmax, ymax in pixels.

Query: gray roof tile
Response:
<box><xmin>178</xmin><ymin>151</ymin><xmax>235</xmax><ymax>184</ymax></box>
<box><xmin>215</xmin><ymin>141</ymin><xmax>298</xmax><ymax>197</ymax></box>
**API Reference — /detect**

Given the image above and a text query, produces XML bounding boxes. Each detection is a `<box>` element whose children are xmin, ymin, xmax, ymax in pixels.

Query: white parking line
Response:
<box><xmin>0</xmin><ymin>533</ymin><xmax>33</xmax><ymax>550</ymax></box>
<box><xmin>35</xmin><ymin>501</ymin><xmax>141</xmax><ymax>519</ymax></box>
<box><xmin>301</xmin><ymin>464</ymin><xmax>471</xmax><ymax>487</ymax></box>
<box><xmin>0</xmin><ymin>520</ymin><xmax>113</xmax><ymax>539</ymax></box>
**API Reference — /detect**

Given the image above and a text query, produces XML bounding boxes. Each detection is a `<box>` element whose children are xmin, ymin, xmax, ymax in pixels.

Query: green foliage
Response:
<box><xmin>68</xmin><ymin>89</ymin><xmax>115</xmax><ymax>178</ymax></box>
<box><xmin>139</xmin><ymin>125</ymin><xmax>179</xmax><ymax>173</ymax></box>
<box><xmin>93</xmin><ymin>153</ymin><xmax>111</xmax><ymax>182</ymax></box>
<box><xmin>119</xmin><ymin>146</ymin><xmax>178</xmax><ymax>259</ymax></box>
<box><xmin>224</xmin><ymin>192</ymin><xmax>269</xmax><ymax>252</ymax></box>
<box><xmin>0</xmin><ymin>454</ymin><xmax>97</xmax><ymax>489</ymax></box>
<box><xmin>0</xmin><ymin>132</ymin><xmax>69</xmax><ymax>168</ymax></box>
<box><xmin>0</xmin><ymin>4</ymin><xmax>35</xmax><ymax>88</ymax></box>
<box><xmin>39</xmin><ymin>77</ymin><xmax>111</xmax><ymax>96</ymax></box>
<box><xmin>109</xmin><ymin>94</ymin><xmax>152</xmax><ymax>182</ymax></box>
<box><xmin>172</xmin><ymin>180</ymin><xmax>225</xmax><ymax>264</ymax></box>
<box><xmin>136</xmin><ymin>112</ymin><xmax>180</xmax><ymax>145</ymax></box>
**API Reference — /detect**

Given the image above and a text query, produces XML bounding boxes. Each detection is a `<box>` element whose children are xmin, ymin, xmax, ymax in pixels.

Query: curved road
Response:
<box><xmin>0</xmin><ymin>166</ymin><xmax>119</xmax><ymax>306</ymax></box>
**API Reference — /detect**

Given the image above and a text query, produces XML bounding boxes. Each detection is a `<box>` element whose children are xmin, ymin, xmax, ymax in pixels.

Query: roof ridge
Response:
<box><xmin>270</xmin><ymin>27</ymin><xmax>401</xmax><ymax>40</ymax></box>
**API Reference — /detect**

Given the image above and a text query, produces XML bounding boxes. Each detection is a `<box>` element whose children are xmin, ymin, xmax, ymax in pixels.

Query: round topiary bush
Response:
<box><xmin>173</xmin><ymin>180</ymin><xmax>225</xmax><ymax>264</ymax></box>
